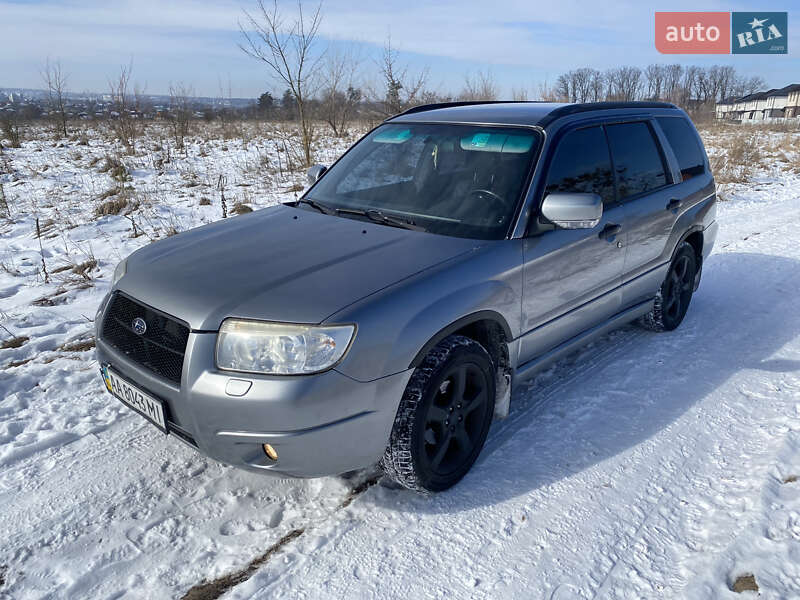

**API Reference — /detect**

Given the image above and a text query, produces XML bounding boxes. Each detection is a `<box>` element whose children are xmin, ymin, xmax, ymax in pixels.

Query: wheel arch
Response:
<box><xmin>409</xmin><ymin>310</ymin><xmax>512</xmax><ymax>369</ymax></box>
<box><xmin>409</xmin><ymin>311</ymin><xmax>513</xmax><ymax>419</ymax></box>
<box><xmin>674</xmin><ymin>227</ymin><xmax>704</xmax><ymax>290</ymax></box>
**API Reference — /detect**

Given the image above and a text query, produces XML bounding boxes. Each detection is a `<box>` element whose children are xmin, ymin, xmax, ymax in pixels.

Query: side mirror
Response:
<box><xmin>540</xmin><ymin>193</ymin><xmax>602</xmax><ymax>229</ymax></box>
<box><xmin>306</xmin><ymin>164</ymin><xmax>327</xmax><ymax>185</ymax></box>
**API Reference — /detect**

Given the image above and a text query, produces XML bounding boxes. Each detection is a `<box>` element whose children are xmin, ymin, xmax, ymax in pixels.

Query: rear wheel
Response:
<box><xmin>640</xmin><ymin>242</ymin><xmax>697</xmax><ymax>332</ymax></box>
<box><xmin>380</xmin><ymin>335</ymin><xmax>496</xmax><ymax>492</ymax></box>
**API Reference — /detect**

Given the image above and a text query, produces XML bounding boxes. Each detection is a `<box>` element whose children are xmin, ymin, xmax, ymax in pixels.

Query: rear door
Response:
<box><xmin>518</xmin><ymin>125</ymin><xmax>626</xmax><ymax>364</ymax></box>
<box><xmin>604</xmin><ymin>120</ymin><xmax>678</xmax><ymax>309</ymax></box>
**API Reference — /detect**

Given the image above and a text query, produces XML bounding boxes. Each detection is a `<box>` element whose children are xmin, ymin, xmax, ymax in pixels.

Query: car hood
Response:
<box><xmin>118</xmin><ymin>204</ymin><xmax>480</xmax><ymax>330</ymax></box>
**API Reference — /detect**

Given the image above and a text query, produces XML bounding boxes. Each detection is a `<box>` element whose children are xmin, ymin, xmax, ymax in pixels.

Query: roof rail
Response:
<box><xmin>389</xmin><ymin>100</ymin><xmax>548</xmax><ymax>119</ymax></box>
<box><xmin>388</xmin><ymin>99</ymin><xmax>679</xmax><ymax>124</ymax></box>
<box><xmin>537</xmin><ymin>101</ymin><xmax>678</xmax><ymax>127</ymax></box>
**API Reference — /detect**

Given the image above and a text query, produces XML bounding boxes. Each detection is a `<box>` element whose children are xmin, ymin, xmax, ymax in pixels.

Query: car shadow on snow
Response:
<box><xmin>370</xmin><ymin>251</ymin><xmax>800</xmax><ymax>512</ymax></box>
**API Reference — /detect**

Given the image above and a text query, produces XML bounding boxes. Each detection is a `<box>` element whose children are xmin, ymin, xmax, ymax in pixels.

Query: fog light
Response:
<box><xmin>262</xmin><ymin>443</ymin><xmax>278</xmax><ymax>461</ymax></box>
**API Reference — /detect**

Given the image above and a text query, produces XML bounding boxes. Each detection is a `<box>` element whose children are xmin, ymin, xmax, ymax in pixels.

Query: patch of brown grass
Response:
<box><xmin>6</xmin><ymin>357</ymin><xmax>33</xmax><ymax>368</ymax></box>
<box><xmin>731</xmin><ymin>573</ymin><xmax>758</xmax><ymax>593</ymax></box>
<box><xmin>710</xmin><ymin>133</ymin><xmax>764</xmax><ymax>184</ymax></box>
<box><xmin>98</xmin><ymin>154</ymin><xmax>131</xmax><ymax>183</ymax></box>
<box><xmin>58</xmin><ymin>338</ymin><xmax>95</xmax><ymax>352</ymax></box>
<box><xmin>231</xmin><ymin>202</ymin><xmax>253</xmax><ymax>215</ymax></box>
<box><xmin>32</xmin><ymin>293</ymin><xmax>68</xmax><ymax>306</ymax></box>
<box><xmin>95</xmin><ymin>191</ymin><xmax>137</xmax><ymax>216</ymax></box>
<box><xmin>72</xmin><ymin>259</ymin><xmax>97</xmax><ymax>279</ymax></box>
<box><xmin>1</xmin><ymin>335</ymin><xmax>28</xmax><ymax>350</ymax></box>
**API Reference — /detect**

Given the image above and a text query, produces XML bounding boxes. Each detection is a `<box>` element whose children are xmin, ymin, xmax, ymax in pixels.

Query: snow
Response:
<box><xmin>1</xmin><ymin>123</ymin><xmax>800</xmax><ymax>599</ymax></box>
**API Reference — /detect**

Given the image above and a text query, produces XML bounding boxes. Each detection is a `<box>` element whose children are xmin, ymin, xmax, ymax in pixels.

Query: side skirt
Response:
<box><xmin>513</xmin><ymin>298</ymin><xmax>654</xmax><ymax>384</ymax></box>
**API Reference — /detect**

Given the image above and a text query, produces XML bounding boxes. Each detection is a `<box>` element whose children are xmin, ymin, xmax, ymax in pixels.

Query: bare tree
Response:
<box><xmin>1</xmin><ymin>113</ymin><xmax>22</xmax><ymax>148</ymax></box>
<box><xmin>376</xmin><ymin>37</ymin><xmax>428</xmax><ymax>116</ymax></box>
<box><xmin>588</xmin><ymin>70</ymin><xmax>605</xmax><ymax>102</ymax></box>
<box><xmin>41</xmin><ymin>59</ymin><xmax>69</xmax><ymax>138</ymax></box>
<box><xmin>511</xmin><ymin>86</ymin><xmax>529</xmax><ymax>101</ymax></box>
<box><xmin>644</xmin><ymin>64</ymin><xmax>665</xmax><ymax>100</ymax></box>
<box><xmin>536</xmin><ymin>78</ymin><xmax>559</xmax><ymax>102</ymax></box>
<box><xmin>555</xmin><ymin>68</ymin><xmax>600</xmax><ymax>103</ymax></box>
<box><xmin>239</xmin><ymin>0</ymin><xmax>323</xmax><ymax>166</ymax></box>
<box><xmin>459</xmin><ymin>69</ymin><xmax>498</xmax><ymax>101</ymax></box>
<box><xmin>679</xmin><ymin>65</ymin><xmax>700</xmax><ymax>106</ymax></box>
<box><xmin>663</xmin><ymin>64</ymin><xmax>683</xmax><ymax>104</ymax></box>
<box><xmin>572</xmin><ymin>68</ymin><xmax>598</xmax><ymax>103</ymax></box>
<box><xmin>715</xmin><ymin>65</ymin><xmax>737</xmax><ymax>101</ymax></box>
<box><xmin>108</xmin><ymin>63</ymin><xmax>139</xmax><ymax>152</ymax></box>
<box><xmin>732</xmin><ymin>74</ymin><xmax>766</xmax><ymax>97</ymax></box>
<box><xmin>319</xmin><ymin>47</ymin><xmax>361</xmax><ymax>136</ymax></box>
<box><xmin>169</xmin><ymin>83</ymin><xmax>194</xmax><ymax>151</ymax></box>
<box><xmin>555</xmin><ymin>73</ymin><xmax>571</xmax><ymax>102</ymax></box>
<box><xmin>606</xmin><ymin>66</ymin><xmax>642</xmax><ymax>101</ymax></box>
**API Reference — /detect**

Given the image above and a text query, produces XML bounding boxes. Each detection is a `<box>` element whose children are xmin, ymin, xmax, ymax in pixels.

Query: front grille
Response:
<box><xmin>101</xmin><ymin>293</ymin><xmax>190</xmax><ymax>385</ymax></box>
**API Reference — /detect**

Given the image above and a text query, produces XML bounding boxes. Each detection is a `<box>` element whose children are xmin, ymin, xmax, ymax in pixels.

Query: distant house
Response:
<box><xmin>787</xmin><ymin>86</ymin><xmax>800</xmax><ymax>118</ymax></box>
<box><xmin>716</xmin><ymin>84</ymin><xmax>800</xmax><ymax>122</ymax></box>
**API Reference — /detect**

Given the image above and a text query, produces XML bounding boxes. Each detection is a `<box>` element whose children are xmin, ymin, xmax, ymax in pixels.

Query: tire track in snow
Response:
<box><xmin>181</xmin><ymin>473</ymin><xmax>382</xmax><ymax>600</ymax></box>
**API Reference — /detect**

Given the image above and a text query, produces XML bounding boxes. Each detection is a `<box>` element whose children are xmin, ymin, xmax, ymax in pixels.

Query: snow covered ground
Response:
<box><xmin>1</xmin><ymin>122</ymin><xmax>799</xmax><ymax>599</ymax></box>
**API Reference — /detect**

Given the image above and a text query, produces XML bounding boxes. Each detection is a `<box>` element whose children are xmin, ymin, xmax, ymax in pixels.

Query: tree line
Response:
<box><xmin>1</xmin><ymin>0</ymin><xmax>772</xmax><ymax>164</ymax></box>
<box><xmin>551</xmin><ymin>64</ymin><xmax>764</xmax><ymax>106</ymax></box>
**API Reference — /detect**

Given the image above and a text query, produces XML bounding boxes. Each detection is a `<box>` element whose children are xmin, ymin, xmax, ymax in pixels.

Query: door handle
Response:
<box><xmin>598</xmin><ymin>223</ymin><xmax>621</xmax><ymax>240</ymax></box>
<box><xmin>667</xmin><ymin>198</ymin><xmax>683</xmax><ymax>211</ymax></box>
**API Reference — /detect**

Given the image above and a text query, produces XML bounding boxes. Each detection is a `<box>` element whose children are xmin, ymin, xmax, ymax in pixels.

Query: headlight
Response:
<box><xmin>216</xmin><ymin>319</ymin><xmax>356</xmax><ymax>375</ymax></box>
<box><xmin>112</xmin><ymin>258</ymin><xmax>127</xmax><ymax>285</ymax></box>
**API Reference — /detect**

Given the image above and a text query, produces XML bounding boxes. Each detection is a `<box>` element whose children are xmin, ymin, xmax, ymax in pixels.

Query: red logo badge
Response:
<box><xmin>655</xmin><ymin>12</ymin><xmax>731</xmax><ymax>54</ymax></box>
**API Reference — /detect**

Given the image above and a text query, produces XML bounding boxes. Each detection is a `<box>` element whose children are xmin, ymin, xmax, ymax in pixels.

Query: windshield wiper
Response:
<box><xmin>296</xmin><ymin>198</ymin><xmax>337</xmax><ymax>216</ymax></box>
<box><xmin>337</xmin><ymin>207</ymin><xmax>427</xmax><ymax>232</ymax></box>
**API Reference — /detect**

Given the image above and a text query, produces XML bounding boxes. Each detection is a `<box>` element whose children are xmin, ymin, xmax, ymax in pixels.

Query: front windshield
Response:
<box><xmin>304</xmin><ymin>123</ymin><xmax>541</xmax><ymax>239</ymax></box>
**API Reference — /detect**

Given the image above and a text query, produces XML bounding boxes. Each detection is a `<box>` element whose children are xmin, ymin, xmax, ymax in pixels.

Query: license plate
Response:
<box><xmin>101</xmin><ymin>365</ymin><xmax>168</xmax><ymax>432</ymax></box>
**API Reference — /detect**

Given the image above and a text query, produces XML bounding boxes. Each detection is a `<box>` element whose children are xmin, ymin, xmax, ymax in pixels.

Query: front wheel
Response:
<box><xmin>640</xmin><ymin>242</ymin><xmax>697</xmax><ymax>332</ymax></box>
<box><xmin>380</xmin><ymin>335</ymin><xmax>496</xmax><ymax>492</ymax></box>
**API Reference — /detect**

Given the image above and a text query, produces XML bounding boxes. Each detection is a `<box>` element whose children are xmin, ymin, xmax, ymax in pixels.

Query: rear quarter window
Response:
<box><xmin>656</xmin><ymin>117</ymin><xmax>706</xmax><ymax>181</ymax></box>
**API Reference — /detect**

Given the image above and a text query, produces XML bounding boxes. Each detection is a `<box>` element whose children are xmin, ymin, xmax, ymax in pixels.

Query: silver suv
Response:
<box><xmin>96</xmin><ymin>101</ymin><xmax>717</xmax><ymax>492</ymax></box>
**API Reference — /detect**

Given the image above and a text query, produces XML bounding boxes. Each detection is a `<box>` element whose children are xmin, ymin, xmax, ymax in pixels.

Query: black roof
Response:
<box><xmin>388</xmin><ymin>100</ymin><xmax>679</xmax><ymax>127</ymax></box>
<box><xmin>721</xmin><ymin>83</ymin><xmax>800</xmax><ymax>104</ymax></box>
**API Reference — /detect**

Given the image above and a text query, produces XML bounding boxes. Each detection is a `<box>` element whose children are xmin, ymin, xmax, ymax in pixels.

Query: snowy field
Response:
<box><xmin>1</xmin><ymin>121</ymin><xmax>800</xmax><ymax>599</ymax></box>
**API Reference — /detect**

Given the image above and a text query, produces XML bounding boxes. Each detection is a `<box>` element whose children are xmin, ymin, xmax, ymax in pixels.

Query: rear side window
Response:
<box><xmin>605</xmin><ymin>122</ymin><xmax>668</xmax><ymax>200</ymax></box>
<box><xmin>544</xmin><ymin>126</ymin><xmax>615</xmax><ymax>205</ymax></box>
<box><xmin>656</xmin><ymin>117</ymin><xmax>706</xmax><ymax>180</ymax></box>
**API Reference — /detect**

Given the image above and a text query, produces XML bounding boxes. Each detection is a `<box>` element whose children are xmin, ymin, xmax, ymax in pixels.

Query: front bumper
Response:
<box><xmin>96</xmin><ymin>325</ymin><xmax>412</xmax><ymax>477</ymax></box>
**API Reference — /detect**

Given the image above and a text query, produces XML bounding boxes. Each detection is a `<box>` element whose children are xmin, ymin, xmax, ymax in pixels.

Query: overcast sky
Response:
<box><xmin>2</xmin><ymin>0</ymin><xmax>798</xmax><ymax>98</ymax></box>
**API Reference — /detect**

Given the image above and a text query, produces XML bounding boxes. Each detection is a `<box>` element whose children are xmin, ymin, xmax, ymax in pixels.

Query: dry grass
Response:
<box><xmin>98</xmin><ymin>154</ymin><xmax>130</xmax><ymax>183</ymax></box>
<box><xmin>709</xmin><ymin>133</ymin><xmax>765</xmax><ymax>185</ymax></box>
<box><xmin>71</xmin><ymin>258</ymin><xmax>97</xmax><ymax>279</ymax></box>
<box><xmin>1</xmin><ymin>335</ymin><xmax>29</xmax><ymax>350</ymax></box>
<box><xmin>57</xmin><ymin>338</ymin><xmax>95</xmax><ymax>352</ymax></box>
<box><xmin>95</xmin><ymin>195</ymin><xmax>135</xmax><ymax>216</ymax></box>
<box><xmin>730</xmin><ymin>573</ymin><xmax>758</xmax><ymax>593</ymax></box>
<box><xmin>231</xmin><ymin>202</ymin><xmax>253</xmax><ymax>215</ymax></box>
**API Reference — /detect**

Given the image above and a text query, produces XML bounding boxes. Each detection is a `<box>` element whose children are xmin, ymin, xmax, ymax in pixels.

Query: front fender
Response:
<box><xmin>330</xmin><ymin>240</ymin><xmax>524</xmax><ymax>382</ymax></box>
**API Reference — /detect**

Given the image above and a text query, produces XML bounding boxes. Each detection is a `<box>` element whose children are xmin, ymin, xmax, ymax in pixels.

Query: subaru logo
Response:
<box><xmin>132</xmin><ymin>317</ymin><xmax>147</xmax><ymax>335</ymax></box>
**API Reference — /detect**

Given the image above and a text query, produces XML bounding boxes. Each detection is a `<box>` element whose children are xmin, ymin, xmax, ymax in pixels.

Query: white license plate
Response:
<box><xmin>102</xmin><ymin>365</ymin><xmax>168</xmax><ymax>432</ymax></box>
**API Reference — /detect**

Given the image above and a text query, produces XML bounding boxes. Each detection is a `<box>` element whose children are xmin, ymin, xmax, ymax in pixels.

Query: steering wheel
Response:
<box><xmin>468</xmin><ymin>188</ymin><xmax>507</xmax><ymax>211</ymax></box>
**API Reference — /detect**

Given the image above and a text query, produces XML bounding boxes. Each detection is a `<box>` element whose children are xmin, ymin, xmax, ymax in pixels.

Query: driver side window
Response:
<box><xmin>544</xmin><ymin>126</ymin><xmax>615</xmax><ymax>205</ymax></box>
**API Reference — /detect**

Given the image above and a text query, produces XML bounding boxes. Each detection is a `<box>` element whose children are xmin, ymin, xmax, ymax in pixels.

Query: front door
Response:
<box><xmin>519</xmin><ymin>125</ymin><xmax>626</xmax><ymax>365</ymax></box>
